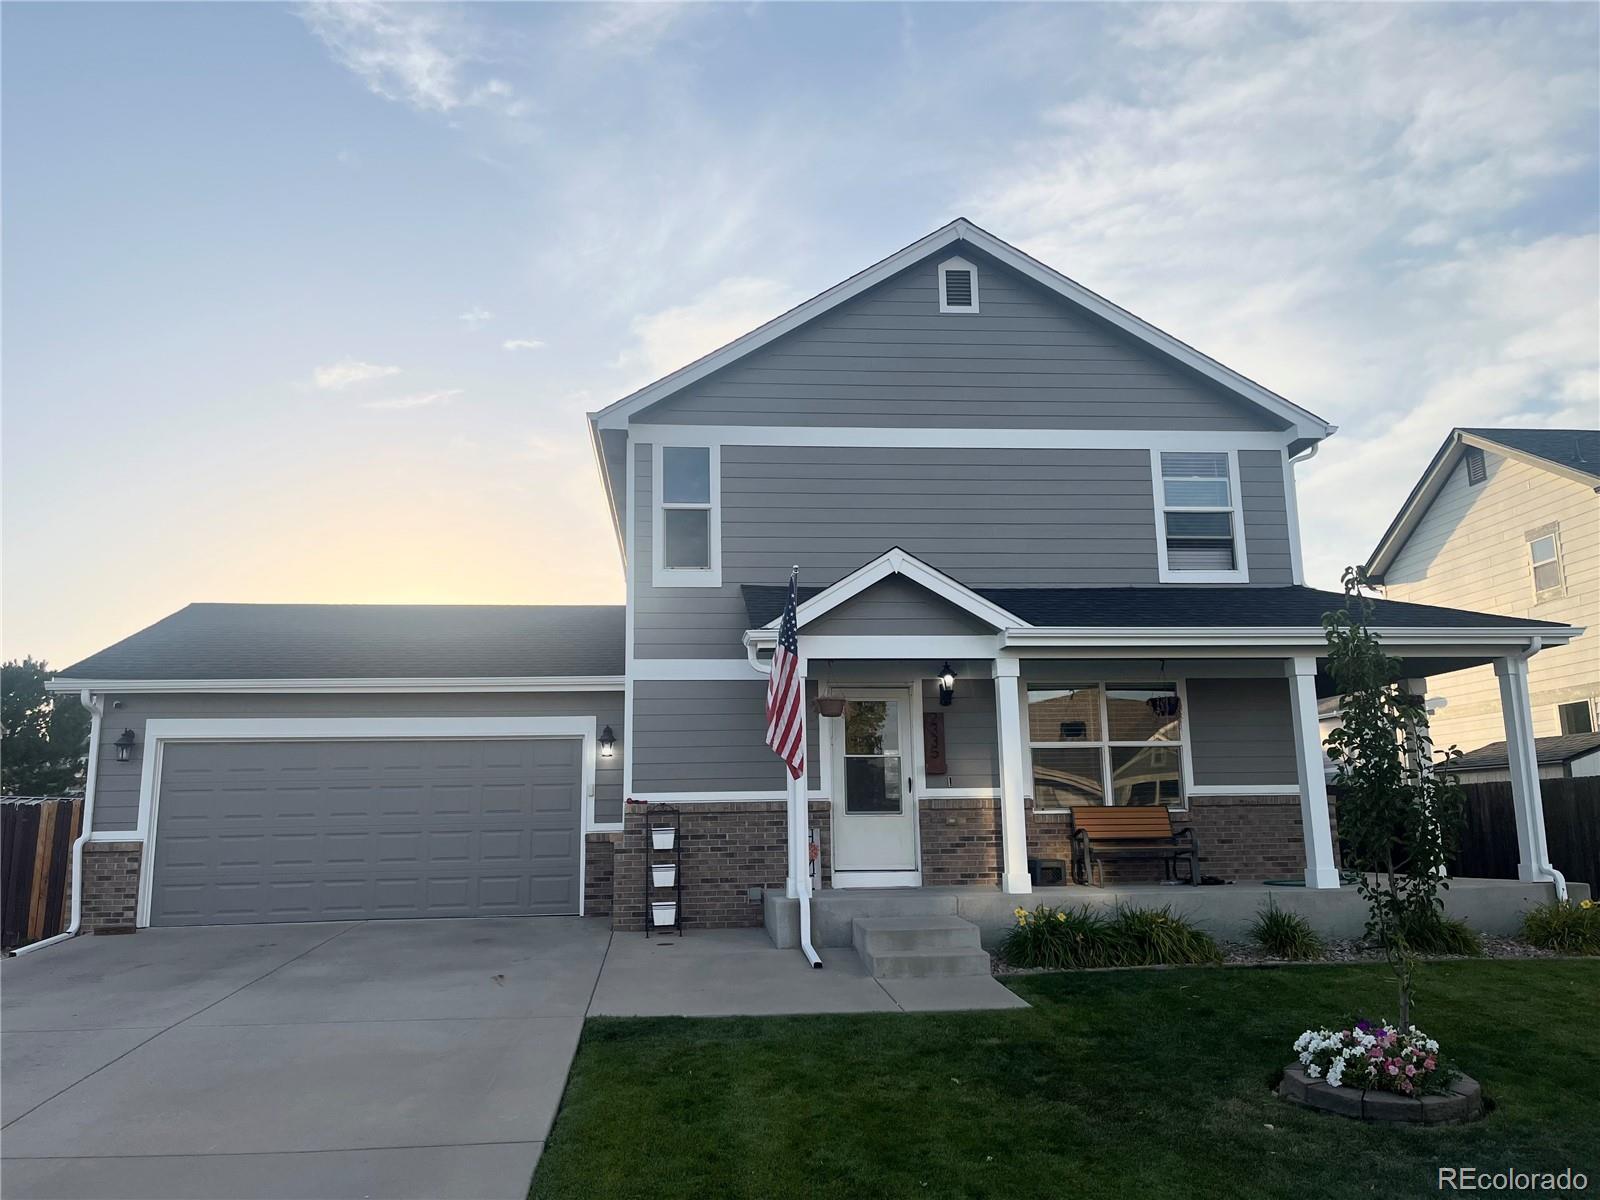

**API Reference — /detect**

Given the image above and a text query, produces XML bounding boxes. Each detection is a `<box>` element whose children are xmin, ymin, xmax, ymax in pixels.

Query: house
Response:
<box><xmin>47</xmin><ymin>220</ymin><xmax>1582</xmax><ymax>945</ymax></box>
<box><xmin>1449</xmin><ymin>732</ymin><xmax>1600</xmax><ymax>784</ymax></box>
<box><xmin>1364</xmin><ymin>427</ymin><xmax>1600</xmax><ymax>757</ymax></box>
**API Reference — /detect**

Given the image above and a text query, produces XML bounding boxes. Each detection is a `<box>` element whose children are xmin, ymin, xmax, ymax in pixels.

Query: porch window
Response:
<box><xmin>1153</xmin><ymin>450</ymin><xmax>1248</xmax><ymax>582</ymax></box>
<box><xmin>1028</xmin><ymin>683</ymin><xmax>1185</xmax><ymax>809</ymax></box>
<box><xmin>652</xmin><ymin>443</ymin><xmax>721</xmax><ymax>587</ymax></box>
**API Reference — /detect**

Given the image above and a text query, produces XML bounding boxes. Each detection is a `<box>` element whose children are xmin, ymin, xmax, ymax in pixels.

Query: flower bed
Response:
<box><xmin>1278</xmin><ymin>1020</ymin><xmax>1483</xmax><ymax>1125</ymax></box>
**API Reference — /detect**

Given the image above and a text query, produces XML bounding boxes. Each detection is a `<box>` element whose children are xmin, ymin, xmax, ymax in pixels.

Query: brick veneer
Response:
<box><xmin>612</xmin><ymin>800</ymin><xmax>832</xmax><ymax>932</ymax></box>
<box><xmin>81</xmin><ymin>842</ymin><xmax>141</xmax><ymax>931</ymax></box>
<box><xmin>919</xmin><ymin>795</ymin><xmax>1003</xmax><ymax>885</ymax></box>
<box><xmin>585</xmin><ymin>833</ymin><xmax>619</xmax><ymax>916</ymax></box>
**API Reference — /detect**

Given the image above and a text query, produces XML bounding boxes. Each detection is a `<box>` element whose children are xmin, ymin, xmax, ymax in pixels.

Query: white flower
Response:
<box><xmin>1306</xmin><ymin>1064</ymin><xmax>1322</xmax><ymax>1079</ymax></box>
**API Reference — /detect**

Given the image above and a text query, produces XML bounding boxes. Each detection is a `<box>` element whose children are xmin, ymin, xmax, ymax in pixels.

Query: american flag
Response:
<box><xmin>765</xmin><ymin>568</ymin><xmax>805</xmax><ymax>780</ymax></box>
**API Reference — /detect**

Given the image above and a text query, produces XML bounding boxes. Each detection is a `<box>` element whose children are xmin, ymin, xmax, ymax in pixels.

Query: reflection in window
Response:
<box><xmin>1028</xmin><ymin>683</ymin><xmax>1186</xmax><ymax>809</ymax></box>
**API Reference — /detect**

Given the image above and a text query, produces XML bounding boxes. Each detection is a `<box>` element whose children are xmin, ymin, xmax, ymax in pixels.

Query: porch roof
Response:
<box><xmin>741</xmin><ymin>582</ymin><xmax>1567</xmax><ymax>634</ymax></box>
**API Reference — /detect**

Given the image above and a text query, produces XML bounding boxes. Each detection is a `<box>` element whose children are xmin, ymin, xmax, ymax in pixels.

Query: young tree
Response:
<box><xmin>1323</xmin><ymin>569</ymin><xmax>1464</xmax><ymax>1030</ymax></box>
<box><xmin>1</xmin><ymin>658</ymin><xmax>90</xmax><ymax>795</ymax></box>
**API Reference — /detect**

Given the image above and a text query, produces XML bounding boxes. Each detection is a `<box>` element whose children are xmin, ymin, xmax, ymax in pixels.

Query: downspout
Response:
<box><xmin>1516</xmin><ymin>638</ymin><xmax>1568</xmax><ymax>901</ymax></box>
<box><xmin>13</xmin><ymin>690</ymin><xmax>102</xmax><ymax>955</ymax></box>
<box><xmin>744</xmin><ymin>632</ymin><xmax>822</xmax><ymax>968</ymax></box>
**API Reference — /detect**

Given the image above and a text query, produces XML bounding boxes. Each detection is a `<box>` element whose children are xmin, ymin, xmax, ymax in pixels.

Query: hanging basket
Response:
<box><xmin>651</xmin><ymin>900</ymin><xmax>678</xmax><ymax>927</ymax></box>
<box><xmin>816</xmin><ymin>696</ymin><xmax>846</xmax><ymax>718</ymax></box>
<box><xmin>650</xmin><ymin>826</ymin><xmax>676</xmax><ymax>851</ymax></box>
<box><xmin>651</xmin><ymin>864</ymin><xmax>677</xmax><ymax>889</ymax></box>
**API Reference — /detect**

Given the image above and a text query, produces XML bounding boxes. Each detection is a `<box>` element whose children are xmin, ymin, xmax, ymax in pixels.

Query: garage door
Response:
<box><xmin>148</xmin><ymin>738</ymin><xmax>581</xmax><ymax>926</ymax></box>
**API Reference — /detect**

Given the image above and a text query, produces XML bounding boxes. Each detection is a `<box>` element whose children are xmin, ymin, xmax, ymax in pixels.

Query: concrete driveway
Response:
<box><xmin>1</xmin><ymin>917</ymin><xmax>612</xmax><ymax>1200</ymax></box>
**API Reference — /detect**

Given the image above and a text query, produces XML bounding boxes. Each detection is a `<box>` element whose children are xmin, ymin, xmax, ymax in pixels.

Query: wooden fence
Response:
<box><xmin>2</xmin><ymin>796</ymin><xmax>83</xmax><ymax>952</ymax></box>
<box><xmin>1449</xmin><ymin>778</ymin><xmax>1600</xmax><ymax>892</ymax></box>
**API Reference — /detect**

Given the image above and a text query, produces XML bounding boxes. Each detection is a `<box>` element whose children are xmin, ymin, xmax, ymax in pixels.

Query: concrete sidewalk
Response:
<box><xmin>589</xmin><ymin>927</ymin><xmax>1028</xmax><ymax>1017</ymax></box>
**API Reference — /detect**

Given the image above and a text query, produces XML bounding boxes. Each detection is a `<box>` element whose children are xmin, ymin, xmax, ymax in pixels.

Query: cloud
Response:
<box><xmin>298</xmin><ymin>2</ymin><xmax>524</xmax><ymax>116</ymax></box>
<box><xmin>458</xmin><ymin>306</ymin><xmax>493</xmax><ymax>326</ymax></box>
<box><xmin>615</xmin><ymin>276</ymin><xmax>799</xmax><ymax>386</ymax></box>
<box><xmin>312</xmin><ymin>359</ymin><xmax>400</xmax><ymax>390</ymax></box>
<box><xmin>964</xmin><ymin>3</ymin><xmax>1598</xmax><ymax>587</ymax></box>
<box><xmin>362</xmin><ymin>389</ymin><xmax>463</xmax><ymax>411</ymax></box>
<box><xmin>502</xmin><ymin>337</ymin><xmax>545</xmax><ymax>351</ymax></box>
<box><xmin>579</xmin><ymin>2</ymin><xmax>687</xmax><ymax>53</ymax></box>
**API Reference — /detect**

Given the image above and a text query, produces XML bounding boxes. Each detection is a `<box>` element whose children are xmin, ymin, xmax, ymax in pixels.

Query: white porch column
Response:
<box><xmin>1288</xmin><ymin>655</ymin><xmax>1341</xmax><ymax>889</ymax></box>
<box><xmin>993</xmin><ymin>656</ymin><xmax>1033</xmax><ymax>895</ymax></box>
<box><xmin>785</xmin><ymin>656</ymin><xmax>810</xmax><ymax>900</ymax></box>
<box><xmin>1494</xmin><ymin>656</ymin><xmax>1548</xmax><ymax>883</ymax></box>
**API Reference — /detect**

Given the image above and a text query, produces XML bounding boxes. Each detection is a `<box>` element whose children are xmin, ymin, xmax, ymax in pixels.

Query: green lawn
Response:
<box><xmin>532</xmin><ymin>961</ymin><xmax>1599</xmax><ymax>1200</ymax></box>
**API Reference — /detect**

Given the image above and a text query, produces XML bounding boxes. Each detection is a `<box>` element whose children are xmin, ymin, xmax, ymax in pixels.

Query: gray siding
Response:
<box><xmin>91</xmin><ymin>691</ymin><xmax>624</xmax><ymax>833</ymax></box>
<box><xmin>1186</xmin><ymin>678</ymin><xmax>1299</xmax><ymax>787</ymax></box>
<box><xmin>921</xmin><ymin>678</ymin><xmax>999</xmax><ymax>789</ymax></box>
<box><xmin>632</xmin><ymin>679</ymin><xmax>791</xmax><ymax>793</ymax></box>
<box><xmin>638</xmin><ymin>245</ymin><xmax>1284</xmax><ymax>431</ymax></box>
<box><xmin>805</xmin><ymin>577</ymin><xmax>997</xmax><ymax>638</ymax></box>
<box><xmin>1238</xmin><ymin>450</ymin><xmax>1294</xmax><ymax>583</ymax></box>
<box><xmin>633</xmin><ymin>442</ymin><xmax>1296</xmax><ymax>658</ymax></box>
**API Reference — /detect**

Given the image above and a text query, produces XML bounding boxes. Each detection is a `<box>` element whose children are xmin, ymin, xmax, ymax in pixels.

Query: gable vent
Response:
<box><xmin>1464</xmin><ymin>446</ymin><xmax>1486</xmax><ymax>486</ymax></box>
<box><xmin>943</xmin><ymin>270</ymin><xmax>973</xmax><ymax>308</ymax></box>
<box><xmin>938</xmin><ymin>257</ymin><xmax>979</xmax><ymax>313</ymax></box>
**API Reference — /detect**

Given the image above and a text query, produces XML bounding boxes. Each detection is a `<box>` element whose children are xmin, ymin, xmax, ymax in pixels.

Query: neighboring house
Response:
<box><xmin>1364</xmin><ymin>428</ymin><xmax>1600</xmax><ymax>757</ymax></box>
<box><xmin>1449</xmin><ymin>732</ymin><xmax>1600</xmax><ymax>784</ymax></box>
<box><xmin>48</xmin><ymin>221</ymin><xmax>1581</xmax><ymax>939</ymax></box>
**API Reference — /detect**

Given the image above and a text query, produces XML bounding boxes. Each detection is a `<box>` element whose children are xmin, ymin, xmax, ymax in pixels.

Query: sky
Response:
<box><xmin>3</xmin><ymin>1</ymin><xmax>1597</xmax><ymax>667</ymax></box>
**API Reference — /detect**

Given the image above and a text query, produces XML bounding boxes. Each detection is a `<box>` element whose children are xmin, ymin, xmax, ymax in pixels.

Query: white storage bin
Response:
<box><xmin>651</xmin><ymin>900</ymin><xmax>677</xmax><ymax>927</ymax></box>
<box><xmin>650</xmin><ymin>826</ymin><xmax>676</xmax><ymax>851</ymax></box>
<box><xmin>651</xmin><ymin>864</ymin><xmax>677</xmax><ymax>889</ymax></box>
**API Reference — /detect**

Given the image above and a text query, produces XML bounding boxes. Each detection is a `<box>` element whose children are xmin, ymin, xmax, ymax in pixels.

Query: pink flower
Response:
<box><xmin>1387</xmin><ymin>1062</ymin><xmax>1400</xmax><ymax>1075</ymax></box>
<box><xmin>1370</xmin><ymin>1048</ymin><xmax>1385</xmax><ymax>1059</ymax></box>
<box><xmin>1400</xmin><ymin>1079</ymin><xmax>1414</xmax><ymax>1095</ymax></box>
<box><xmin>1405</xmin><ymin>1064</ymin><xmax>1417</xmax><ymax>1077</ymax></box>
<box><xmin>1424</xmin><ymin>1057</ymin><xmax>1437</xmax><ymax>1071</ymax></box>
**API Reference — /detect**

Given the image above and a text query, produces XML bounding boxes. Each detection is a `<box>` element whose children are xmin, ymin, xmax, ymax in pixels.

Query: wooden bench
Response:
<box><xmin>1068</xmin><ymin>807</ymin><xmax>1199</xmax><ymax>887</ymax></box>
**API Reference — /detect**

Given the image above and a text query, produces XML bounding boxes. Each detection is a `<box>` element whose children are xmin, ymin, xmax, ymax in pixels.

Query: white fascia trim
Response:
<box><xmin>626</xmin><ymin>424</ymin><xmax>1297</xmax><ymax>452</ymax></box>
<box><xmin>650</xmin><ymin>440</ymin><xmax>723</xmax><ymax>589</ymax></box>
<box><xmin>591</xmin><ymin>219</ymin><xmax>1336</xmax><ymax>441</ymax></box>
<box><xmin>623</xmin><ymin>438</ymin><xmax>638</xmax><ymax>801</ymax></box>
<box><xmin>1282</xmin><ymin>448</ymin><xmax>1306</xmax><ymax>585</ymax></box>
<box><xmin>45</xmin><ymin>677</ymin><xmax>624</xmax><ymax>695</ymax></box>
<box><xmin>938</xmin><ymin>256</ymin><xmax>980</xmax><ymax>314</ymax></box>
<box><xmin>131</xmin><ymin>716</ymin><xmax>602</xmax><ymax>927</ymax></box>
<box><xmin>631</xmin><ymin>658</ymin><xmax>764</xmax><ymax>680</ymax></box>
<box><xmin>587</xmin><ymin>423</ymin><xmax>627</xmax><ymax>565</ymax></box>
<box><xmin>1002</xmin><ymin>626</ymin><xmax>1582</xmax><ymax>650</ymax></box>
<box><xmin>766</xmin><ymin>547</ymin><xmax>1026</xmax><ymax>632</ymax></box>
<box><xmin>746</xmin><ymin>633</ymin><xmax>1003</xmax><ymax>660</ymax></box>
<box><xmin>631</xmin><ymin>791</ymin><xmax>828</xmax><ymax>804</ymax></box>
<box><xmin>1151</xmin><ymin>448</ymin><xmax>1250</xmax><ymax>584</ymax></box>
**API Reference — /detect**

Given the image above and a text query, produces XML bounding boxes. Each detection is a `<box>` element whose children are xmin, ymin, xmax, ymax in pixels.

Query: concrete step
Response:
<box><xmin>851</xmin><ymin>915</ymin><xmax>983</xmax><ymax>956</ymax></box>
<box><xmin>859</xmin><ymin>946</ymin><xmax>994</xmax><ymax>979</ymax></box>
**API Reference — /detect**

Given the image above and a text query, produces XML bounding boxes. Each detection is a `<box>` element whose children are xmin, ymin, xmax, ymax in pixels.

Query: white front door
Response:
<box><xmin>830</xmin><ymin>688</ymin><xmax>920</xmax><ymax>887</ymax></box>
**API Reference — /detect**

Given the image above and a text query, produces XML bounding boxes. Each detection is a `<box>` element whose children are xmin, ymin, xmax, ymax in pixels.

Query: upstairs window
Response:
<box><xmin>652</xmin><ymin>443</ymin><xmax>721</xmax><ymax>587</ymax></box>
<box><xmin>938</xmin><ymin>257</ymin><xmax>979</xmax><ymax>313</ymax></box>
<box><xmin>1528</xmin><ymin>528</ymin><xmax>1564</xmax><ymax>598</ymax></box>
<box><xmin>1557</xmin><ymin>700</ymin><xmax>1594</xmax><ymax>735</ymax></box>
<box><xmin>1153</xmin><ymin>450</ymin><xmax>1248</xmax><ymax>582</ymax></box>
<box><xmin>1464</xmin><ymin>446</ymin><xmax>1487</xmax><ymax>485</ymax></box>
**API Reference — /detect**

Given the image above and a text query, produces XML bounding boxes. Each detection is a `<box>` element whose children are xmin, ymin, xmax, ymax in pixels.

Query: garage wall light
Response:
<box><xmin>113</xmin><ymin>728</ymin><xmax>137</xmax><ymax>762</ymax></box>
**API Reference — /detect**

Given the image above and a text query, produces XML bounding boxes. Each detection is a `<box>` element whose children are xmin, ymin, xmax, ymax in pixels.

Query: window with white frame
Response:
<box><xmin>1154</xmin><ymin>450</ymin><xmax>1247</xmax><ymax>581</ymax></box>
<box><xmin>1028</xmin><ymin>683</ymin><xmax>1185</xmax><ymax>809</ymax></box>
<box><xmin>1557</xmin><ymin>700</ymin><xmax>1594</xmax><ymax>736</ymax></box>
<box><xmin>1528</xmin><ymin>528</ymin><xmax>1564</xmax><ymax>598</ymax></box>
<box><xmin>653</xmin><ymin>444</ymin><xmax>721</xmax><ymax>587</ymax></box>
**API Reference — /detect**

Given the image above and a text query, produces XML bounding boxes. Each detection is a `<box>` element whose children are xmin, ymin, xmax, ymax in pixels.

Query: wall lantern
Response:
<box><xmin>937</xmin><ymin>662</ymin><xmax>957</xmax><ymax>707</ymax></box>
<box><xmin>598</xmin><ymin>726</ymin><xmax>617</xmax><ymax>758</ymax></box>
<box><xmin>816</xmin><ymin>696</ymin><xmax>846</xmax><ymax>719</ymax></box>
<box><xmin>113</xmin><ymin>728</ymin><xmax>137</xmax><ymax>762</ymax></box>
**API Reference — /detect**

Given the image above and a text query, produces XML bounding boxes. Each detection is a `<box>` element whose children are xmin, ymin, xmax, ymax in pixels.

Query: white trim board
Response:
<box><xmin>45</xmin><ymin>676</ymin><xmax>624</xmax><ymax>695</ymax></box>
<box><xmin>626</xmin><ymin>424</ymin><xmax>1298</xmax><ymax>452</ymax></box>
<box><xmin>591</xmin><ymin>218</ymin><xmax>1335</xmax><ymax>441</ymax></box>
<box><xmin>630</xmin><ymin>791</ymin><xmax>829</xmax><ymax>804</ymax></box>
<box><xmin>631</xmin><ymin>658</ymin><xmax>765</xmax><ymax>680</ymax></box>
<box><xmin>770</xmin><ymin>546</ymin><xmax>1025</xmax><ymax>633</ymax></box>
<box><xmin>129</xmin><ymin>716</ymin><xmax>601</xmax><ymax>928</ymax></box>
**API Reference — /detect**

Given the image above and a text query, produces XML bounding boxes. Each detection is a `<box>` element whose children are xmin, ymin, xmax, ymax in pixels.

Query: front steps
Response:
<box><xmin>851</xmin><ymin>915</ymin><xmax>990</xmax><ymax>978</ymax></box>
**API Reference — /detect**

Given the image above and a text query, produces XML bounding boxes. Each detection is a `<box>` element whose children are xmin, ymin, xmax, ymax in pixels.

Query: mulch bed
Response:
<box><xmin>991</xmin><ymin>935</ymin><xmax>1559</xmax><ymax>974</ymax></box>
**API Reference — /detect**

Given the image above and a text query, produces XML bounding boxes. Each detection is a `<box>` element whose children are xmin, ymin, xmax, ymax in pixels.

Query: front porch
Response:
<box><xmin>766</xmin><ymin>877</ymin><xmax>1584</xmax><ymax>950</ymax></box>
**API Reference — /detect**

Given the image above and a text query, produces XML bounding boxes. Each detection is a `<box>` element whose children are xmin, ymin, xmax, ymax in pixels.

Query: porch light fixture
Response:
<box><xmin>113</xmin><ymin>728</ymin><xmax>136</xmax><ymax>763</ymax></box>
<box><xmin>937</xmin><ymin>662</ymin><xmax>957</xmax><ymax>707</ymax></box>
<box><xmin>598</xmin><ymin>726</ymin><xmax>617</xmax><ymax>758</ymax></box>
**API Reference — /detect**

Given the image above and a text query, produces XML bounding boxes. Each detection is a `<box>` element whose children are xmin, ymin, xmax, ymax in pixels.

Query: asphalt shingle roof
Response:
<box><xmin>1460</xmin><ymin>427</ymin><xmax>1600</xmax><ymax>483</ymax></box>
<box><xmin>56</xmin><ymin>604</ymin><xmax>625</xmax><ymax>681</ymax></box>
<box><xmin>740</xmin><ymin>583</ymin><xmax>1568</xmax><ymax>631</ymax></box>
<box><xmin>1452</xmin><ymin>732</ymin><xmax>1600</xmax><ymax>772</ymax></box>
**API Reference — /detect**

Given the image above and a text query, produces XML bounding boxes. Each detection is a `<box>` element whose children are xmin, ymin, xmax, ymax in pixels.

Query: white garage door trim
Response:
<box><xmin>130</xmin><ymin>717</ymin><xmax>598</xmax><ymax>928</ymax></box>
